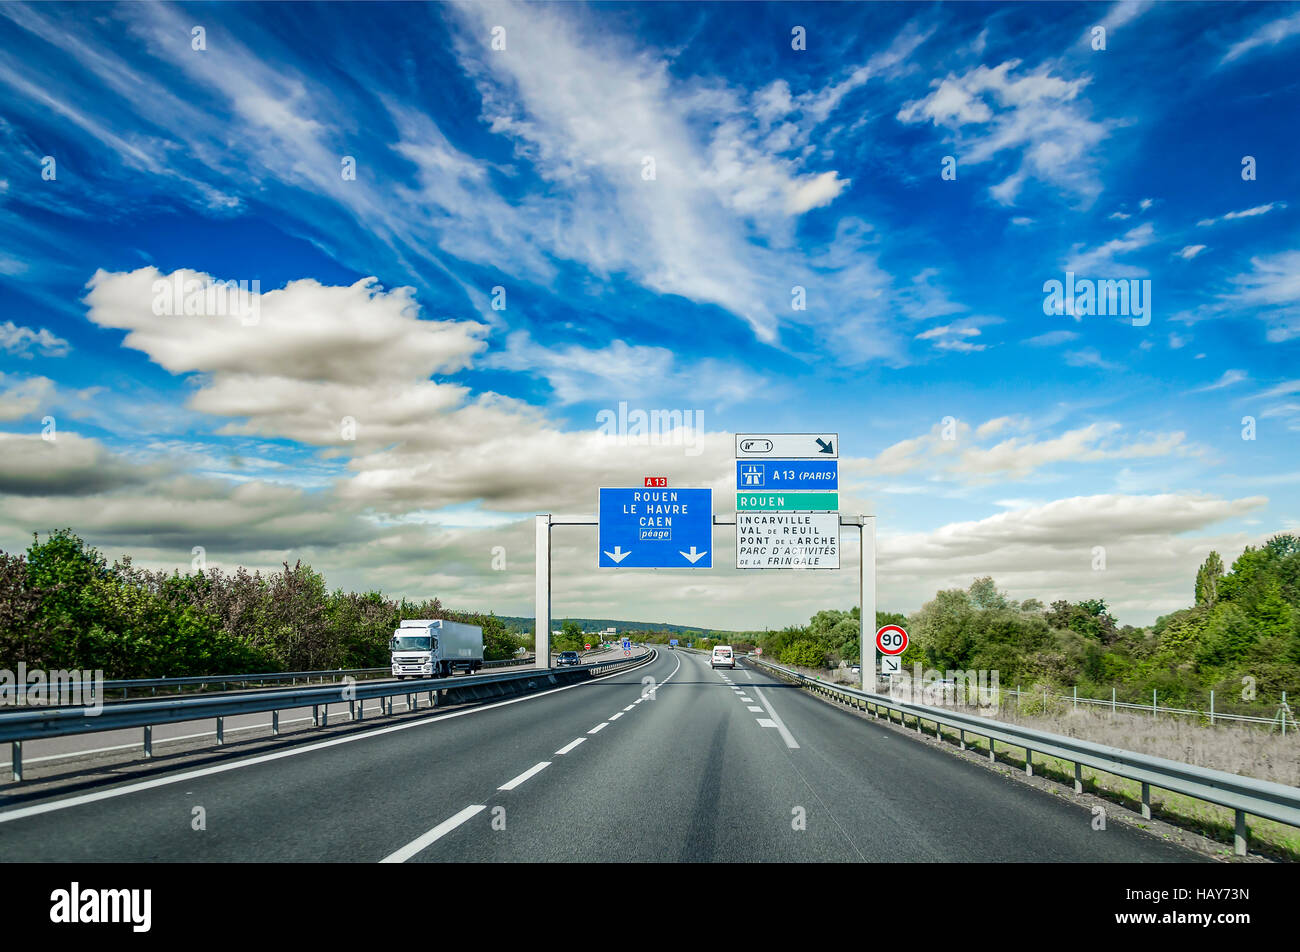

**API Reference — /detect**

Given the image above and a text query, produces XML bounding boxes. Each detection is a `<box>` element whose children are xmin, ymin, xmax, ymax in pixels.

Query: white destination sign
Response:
<box><xmin>735</xmin><ymin>433</ymin><xmax>838</xmax><ymax>459</ymax></box>
<box><xmin>736</xmin><ymin>512</ymin><xmax>840</xmax><ymax>569</ymax></box>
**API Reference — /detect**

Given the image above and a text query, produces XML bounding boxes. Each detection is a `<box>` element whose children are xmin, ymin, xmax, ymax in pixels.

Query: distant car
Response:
<box><xmin>710</xmin><ymin>645</ymin><xmax>735</xmax><ymax>669</ymax></box>
<box><xmin>557</xmin><ymin>651</ymin><xmax>580</xmax><ymax>666</ymax></box>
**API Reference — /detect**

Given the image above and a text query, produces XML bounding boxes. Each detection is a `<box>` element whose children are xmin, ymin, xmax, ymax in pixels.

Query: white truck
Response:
<box><xmin>390</xmin><ymin>619</ymin><xmax>484</xmax><ymax>679</ymax></box>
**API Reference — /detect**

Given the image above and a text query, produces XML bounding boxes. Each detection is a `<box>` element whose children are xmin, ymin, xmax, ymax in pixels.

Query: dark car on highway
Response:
<box><xmin>557</xmin><ymin>651</ymin><xmax>581</xmax><ymax>666</ymax></box>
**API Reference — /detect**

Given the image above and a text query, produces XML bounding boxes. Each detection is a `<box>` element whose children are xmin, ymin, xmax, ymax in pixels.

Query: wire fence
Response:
<box><xmin>804</xmin><ymin>662</ymin><xmax>1294</xmax><ymax>735</ymax></box>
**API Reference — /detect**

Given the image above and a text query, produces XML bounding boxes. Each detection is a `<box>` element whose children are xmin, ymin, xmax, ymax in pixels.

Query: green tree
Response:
<box><xmin>1195</xmin><ymin>551</ymin><xmax>1224</xmax><ymax>608</ymax></box>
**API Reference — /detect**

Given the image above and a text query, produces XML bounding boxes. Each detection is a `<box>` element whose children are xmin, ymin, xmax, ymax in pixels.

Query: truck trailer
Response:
<box><xmin>390</xmin><ymin>619</ymin><xmax>484</xmax><ymax>679</ymax></box>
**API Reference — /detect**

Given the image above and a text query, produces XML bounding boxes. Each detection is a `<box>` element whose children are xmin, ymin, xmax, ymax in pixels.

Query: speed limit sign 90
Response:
<box><xmin>875</xmin><ymin>625</ymin><xmax>908</xmax><ymax>656</ymax></box>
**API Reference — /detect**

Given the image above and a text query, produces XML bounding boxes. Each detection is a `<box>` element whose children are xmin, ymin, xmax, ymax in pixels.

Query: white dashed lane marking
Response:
<box><xmin>498</xmin><ymin>761</ymin><xmax>551</xmax><ymax>791</ymax></box>
<box><xmin>554</xmin><ymin>738</ymin><xmax>585</xmax><ymax>755</ymax></box>
<box><xmin>381</xmin><ymin>804</ymin><xmax>485</xmax><ymax>863</ymax></box>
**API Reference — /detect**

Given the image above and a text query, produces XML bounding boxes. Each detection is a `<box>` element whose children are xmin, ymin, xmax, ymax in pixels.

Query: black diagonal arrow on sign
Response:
<box><xmin>816</xmin><ymin>438</ymin><xmax>834</xmax><ymax>454</ymax></box>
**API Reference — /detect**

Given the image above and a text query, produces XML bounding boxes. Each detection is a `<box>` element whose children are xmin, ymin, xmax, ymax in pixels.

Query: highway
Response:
<box><xmin>0</xmin><ymin>648</ymin><xmax>1204</xmax><ymax>862</ymax></box>
<box><xmin>0</xmin><ymin>648</ymin><xmax>619</xmax><ymax>772</ymax></box>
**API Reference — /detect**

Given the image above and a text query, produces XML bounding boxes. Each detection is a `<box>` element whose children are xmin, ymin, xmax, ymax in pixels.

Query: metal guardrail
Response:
<box><xmin>22</xmin><ymin>656</ymin><xmax>538</xmax><ymax>700</ymax></box>
<box><xmin>1</xmin><ymin>650</ymin><xmax>652</xmax><ymax>783</ymax></box>
<box><xmin>749</xmin><ymin>656</ymin><xmax>1300</xmax><ymax>857</ymax></box>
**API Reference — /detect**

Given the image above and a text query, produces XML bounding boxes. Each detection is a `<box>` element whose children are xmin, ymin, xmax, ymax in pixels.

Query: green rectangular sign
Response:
<box><xmin>736</xmin><ymin>491</ymin><xmax>839</xmax><ymax>511</ymax></box>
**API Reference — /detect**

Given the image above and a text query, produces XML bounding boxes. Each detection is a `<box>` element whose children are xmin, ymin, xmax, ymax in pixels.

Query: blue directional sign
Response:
<box><xmin>598</xmin><ymin>487</ymin><xmax>713</xmax><ymax>568</ymax></box>
<box><xmin>735</xmin><ymin>459</ymin><xmax>838</xmax><ymax>490</ymax></box>
<box><xmin>622</xmin><ymin>639</ymin><xmax>631</xmax><ymax>650</ymax></box>
<box><xmin>670</xmin><ymin>638</ymin><xmax>679</xmax><ymax>646</ymax></box>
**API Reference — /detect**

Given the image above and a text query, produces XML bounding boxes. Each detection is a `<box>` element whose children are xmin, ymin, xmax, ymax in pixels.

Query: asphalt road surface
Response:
<box><xmin>0</xmin><ymin>648</ymin><xmax>1203</xmax><ymax>862</ymax></box>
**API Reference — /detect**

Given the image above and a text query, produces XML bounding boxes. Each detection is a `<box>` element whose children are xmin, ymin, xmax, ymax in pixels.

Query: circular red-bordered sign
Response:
<box><xmin>875</xmin><ymin>625</ymin><xmax>908</xmax><ymax>656</ymax></box>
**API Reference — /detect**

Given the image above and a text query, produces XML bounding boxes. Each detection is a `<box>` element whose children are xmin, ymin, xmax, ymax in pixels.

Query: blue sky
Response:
<box><xmin>1</xmin><ymin>1</ymin><xmax>1298</xmax><ymax>628</ymax></box>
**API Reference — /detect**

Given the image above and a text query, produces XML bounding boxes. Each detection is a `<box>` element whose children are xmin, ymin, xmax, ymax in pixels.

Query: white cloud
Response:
<box><xmin>1175</xmin><ymin>244</ymin><xmax>1207</xmax><ymax>260</ymax></box>
<box><xmin>445</xmin><ymin>0</ymin><xmax>860</xmax><ymax>344</ymax></box>
<box><xmin>1063</xmin><ymin>222</ymin><xmax>1155</xmax><ymax>276</ymax></box>
<box><xmin>0</xmin><ymin>373</ymin><xmax>56</xmax><ymax>421</ymax></box>
<box><xmin>0</xmin><ymin>321</ymin><xmax>70</xmax><ymax>358</ymax></box>
<box><xmin>1064</xmin><ymin>348</ymin><xmax>1123</xmax><ymax>371</ymax></box>
<box><xmin>915</xmin><ymin>321</ymin><xmax>988</xmax><ymax>353</ymax></box>
<box><xmin>485</xmin><ymin>331</ymin><xmax>763</xmax><ymax>407</ymax></box>
<box><xmin>1094</xmin><ymin>1</ymin><xmax>1155</xmax><ymax>35</ymax></box>
<box><xmin>852</xmin><ymin>418</ymin><xmax>1196</xmax><ymax>485</ymax></box>
<box><xmin>897</xmin><ymin>58</ymin><xmax>1113</xmax><ymax>205</ymax></box>
<box><xmin>1196</xmin><ymin>202</ymin><xmax>1286</xmax><ymax>227</ymax></box>
<box><xmin>882</xmin><ymin>492</ymin><xmax>1267</xmax><ymax>623</ymax></box>
<box><xmin>1225</xmin><ymin>250</ymin><xmax>1300</xmax><ymax>342</ymax></box>
<box><xmin>1220</xmin><ymin>10</ymin><xmax>1300</xmax><ymax>65</ymax></box>
<box><xmin>1189</xmin><ymin>369</ymin><xmax>1246</xmax><ymax>393</ymax></box>
<box><xmin>1023</xmin><ymin>330</ymin><xmax>1079</xmax><ymax>347</ymax></box>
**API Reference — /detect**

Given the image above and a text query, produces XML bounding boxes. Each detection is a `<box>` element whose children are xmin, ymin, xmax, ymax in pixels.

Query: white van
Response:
<box><xmin>710</xmin><ymin>645</ymin><xmax>735</xmax><ymax>669</ymax></box>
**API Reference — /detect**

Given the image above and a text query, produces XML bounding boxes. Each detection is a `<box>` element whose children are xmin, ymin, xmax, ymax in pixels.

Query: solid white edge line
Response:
<box><xmin>0</xmin><ymin>650</ymin><xmax>660</xmax><ymax>824</ymax></box>
<box><xmin>498</xmin><ymin>761</ymin><xmax>551</xmax><ymax>791</ymax></box>
<box><xmin>554</xmin><ymin>738</ymin><xmax>585</xmax><ymax>755</ymax></box>
<box><xmin>380</xmin><ymin>804</ymin><xmax>486</xmax><ymax>863</ymax></box>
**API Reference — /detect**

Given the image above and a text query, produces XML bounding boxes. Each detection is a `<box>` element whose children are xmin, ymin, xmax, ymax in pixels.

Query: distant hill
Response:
<box><xmin>497</xmin><ymin>616</ymin><xmax>734</xmax><ymax>636</ymax></box>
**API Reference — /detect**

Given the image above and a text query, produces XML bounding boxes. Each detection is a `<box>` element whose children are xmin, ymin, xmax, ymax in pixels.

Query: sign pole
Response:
<box><xmin>535</xmin><ymin>514</ymin><xmax>551</xmax><ymax>670</ymax></box>
<box><xmin>861</xmin><ymin>515</ymin><xmax>876</xmax><ymax>691</ymax></box>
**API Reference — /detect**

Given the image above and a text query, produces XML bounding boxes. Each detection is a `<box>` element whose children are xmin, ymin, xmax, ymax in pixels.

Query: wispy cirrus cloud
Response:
<box><xmin>897</xmin><ymin>57</ymin><xmax>1115</xmax><ymax>206</ymax></box>
<box><xmin>1220</xmin><ymin>9</ymin><xmax>1300</xmax><ymax>65</ymax></box>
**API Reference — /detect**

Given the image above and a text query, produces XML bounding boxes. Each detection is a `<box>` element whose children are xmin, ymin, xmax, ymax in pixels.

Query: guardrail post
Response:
<box><xmin>1234</xmin><ymin>811</ymin><xmax>1248</xmax><ymax>856</ymax></box>
<box><xmin>429</xmin><ymin>690</ymin><xmax>436</xmax><ymax>709</ymax></box>
<box><xmin>312</xmin><ymin>704</ymin><xmax>319</xmax><ymax>726</ymax></box>
<box><xmin>1141</xmin><ymin>782</ymin><xmax>1151</xmax><ymax>819</ymax></box>
<box><xmin>959</xmin><ymin>729</ymin><xmax>966</xmax><ymax>750</ymax></box>
<box><xmin>1025</xmin><ymin>749</ymin><xmax>1033</xmax><ymax>776</ymax></box>
<box><xmin>272</xmin><ymin>710</ymin><xmax>280</xmax><ymax>736</ymax></box>
<box><xmin>1073</xmin><ymin>685</ymin><xmax>1077</xmax><ymax>711</ymax></box>
<box><xmin>321</xmin><ymin>705</ymin><xmax>329</xmax><ymax>727</ymax></box>
<box><xmin>1074</xmin><ymin>762</ymin><xmax>1083</xmax><ymax>793</ymax></box>
<box><xmin>1210</xmin><ymin>690</ymin><xmax>1214</xmax><ymax>726</ymax></box>
<box><xmin>988</xmin><ymin>738</ymin><xmax>996</xmax><ymax>762</ymax></box>
<box><xmin>216</xmin><ymin>717</ymin><xmax>224</xmax><ymax>745</ymax></box>
<box><xmin>348</xmin><ymin>699</ymin><xmax>356</xmax><ymax>721</ymax></box>
<box><xmin>357</xmin><ymin>699</ymin><xmax>364</xmax><ymax>722</ymax></box>
<box><xmin>12</xmin><ymin>740</ymin><xmax>21</xmax><ymax>782</ymax></box>
<box><xmin>143</xmin><ymin>725</ymin><xmax>152</xmax><ymax>759</ymax></box>
<box><xmin>1111</xmin><ymin>687</ymin><xmax>1116</xmax><ymax>714</ymax></box>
